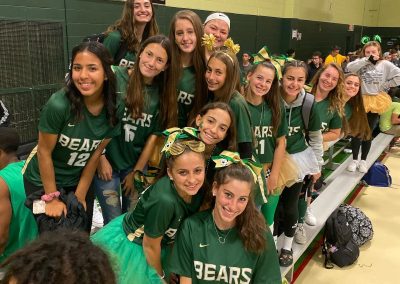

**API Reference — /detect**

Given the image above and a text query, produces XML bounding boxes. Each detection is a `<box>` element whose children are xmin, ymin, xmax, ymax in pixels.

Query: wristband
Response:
<box><xmin>41</xmin><ymin>191</ymin><xmax>61</xmax><ymax>202</ymax></box>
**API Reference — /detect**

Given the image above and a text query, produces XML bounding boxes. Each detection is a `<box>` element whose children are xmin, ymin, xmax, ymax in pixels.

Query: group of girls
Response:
<box><xmin>13</xmin><ymin>0</ymin><xmax>400</xmax><ymax>283</ymax></box>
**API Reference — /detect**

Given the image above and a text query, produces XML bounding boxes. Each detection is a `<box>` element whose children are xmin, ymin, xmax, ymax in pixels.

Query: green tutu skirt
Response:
<box><xmin>91</xmin><ymin>214</ymin><xmax>168</xmax><ymax>284</ymax></box>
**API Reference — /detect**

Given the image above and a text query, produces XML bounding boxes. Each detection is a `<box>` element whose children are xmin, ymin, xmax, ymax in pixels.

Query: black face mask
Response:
<box><xmin>368</xmin><ymin>55</ymin><xmax>379</xmax><ymax>65</ymax></box>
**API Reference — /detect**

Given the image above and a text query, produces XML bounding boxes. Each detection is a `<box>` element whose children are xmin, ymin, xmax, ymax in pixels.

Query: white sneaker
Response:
<box><xmin>294</xmin><ymin>223</ymin><xmax>307</xmax><ymax>244</ymax></box>
<box><xmin>358</xmin><ymin>160</ymin><xmax>368</xmax><ymax>173</ymax></box>
<box><xmin>347</xmin><ymin>160</ymin><xmax>358</xmax><ymax>172</ymax></box>
<box><xmin>305</xmin><ymin>207</ymin><xmax>317</xmax><ymax>226</ymax></box>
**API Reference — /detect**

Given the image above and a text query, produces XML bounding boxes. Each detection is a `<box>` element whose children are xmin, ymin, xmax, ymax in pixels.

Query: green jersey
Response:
<box><xmin>169</xmin><ymin>210</ymin><xmax>281</xmax><ymax>284</ymax></box>
<box><xmin>178</xmin><ymin>66</ymin><xmax>196</xmax><ymax>127</ymax></box>
<box><xmin>380</xmin><ymin>102</ymin><xmax>400</xmax><ymax>132</ymax></box>
<box><xmin>315</xmin><ymin>98</ymin><xmax>342</xmax><ymax>132</ymax></box>
<box><xmin>0</xmin><ymin>161</ymin><xmax>38</xmax><ymax>263</ymax></box>
<box><xmin>228</xmin><ymin>91</ymin><xmax>253</xmax><ymax>144</ymax></box>
<box><xmin>103</xmin><ymin>30</ymin><xmax>136</xmax><ymax>68</ymax></box>
<box><xmin>23</xmin><ymin>89</ymin><xmax>123</xmax><ymax>187</ymax></box>
<box><xmin>106</xmin><ymin>69</ymin><xmax>161</xmax><ymax>171</ymax></box>
<box><xmin>247</xmin><ymin>101</ymin><xmax>288</xmax><ymax>163</ymax></box>
<box><xmin>123</xmin><ymin>176</ymin><xmax>204</xmax><ymax>246</ymax></box>
<box><xmin>285</xmin><ymin>103</ymin><xmax>321</xmax><ymax>154</ymax></box>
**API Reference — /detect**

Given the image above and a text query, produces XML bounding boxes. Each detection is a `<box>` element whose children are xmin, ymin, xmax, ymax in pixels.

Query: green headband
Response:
<box><xmin>161</xmin><ymin>127</ymin><xmax>205</xmax><ymax>157</ymax></box>
<box><xmin>361</xmin><ymin>35</ymin><xmax>381</xmax><ymax>45</ymax></box>
<box><xmin>212</xmin><ymin>150</ymin><xmax>262</xmax><ymax>182</ymax></box>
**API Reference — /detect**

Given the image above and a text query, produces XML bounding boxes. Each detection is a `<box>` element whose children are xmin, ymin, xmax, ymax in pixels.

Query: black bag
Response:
<box><xmin>340</xmin><ymin>204</ymin><xmax>374</xmax><ymax>247</ymax></box>
<box><xmin>322</xmin><ymin>207</ymin><xmax>360</xmax><ymax>268</ymax></box>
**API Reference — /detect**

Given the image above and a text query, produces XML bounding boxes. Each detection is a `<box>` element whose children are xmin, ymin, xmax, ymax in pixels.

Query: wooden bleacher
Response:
<box><xmin>279</xmin><ymin>133</ymin><xmax>394</xmax><ymax>282</ymax></box>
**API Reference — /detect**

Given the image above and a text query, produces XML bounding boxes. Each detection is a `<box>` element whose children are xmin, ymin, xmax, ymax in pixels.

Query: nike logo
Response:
<box><xmin>68</xmin><ymin>123</ymin><xmax>75</xmax><ymax>127</ymax></box>
<box><xmin>199</xmin><ymin>243</ymin><xmax>209</xmax><ymax>248</ymax></box>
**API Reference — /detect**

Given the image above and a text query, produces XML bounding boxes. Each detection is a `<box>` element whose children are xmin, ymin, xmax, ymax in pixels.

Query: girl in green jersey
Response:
<box><xmin>23</xmin><ymin>41</ymin><xmax>123</xmax><ymax>232</ymax></box>
<box><xmin>92</xmin><ymin>129</ymin><xmax>206</xmax><ymax>284</ymax></box>
<box><xmin>94</xmin><ymin>35</ymin><xmax>178</xmax><ymax>225</ymax></box>
<box><xmin>244</xmin><ymin>62</ymin><xmax>288</xmax><ymax>235</ymax></box>
<box><xmin>103</xmin><ymin>0</ymin><xmax>159</xmax><ymax>67</ymax></box>
<box><xmin>170</xmin><ymin>151</ymin><xmax>281</xmax><ymax>284</ymax></box>
<box><xmin>206</xmin><ymin>50</ymin><xmax>253</xmax><ymax>160</ymax></box>
<box><xmin>169</xmin><ymin>10</ymin><xmax>208</xmax><ymax>127</ymax></box>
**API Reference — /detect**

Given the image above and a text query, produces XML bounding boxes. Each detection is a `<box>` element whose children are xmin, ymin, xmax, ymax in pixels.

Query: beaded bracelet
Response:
<box><xmin>41</xmin><ymin>191</ymin><xmax>61</xmax><ymax>202</ymax></box>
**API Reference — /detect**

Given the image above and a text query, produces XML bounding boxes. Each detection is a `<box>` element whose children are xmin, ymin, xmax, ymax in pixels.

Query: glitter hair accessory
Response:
<box><xmin>161</xmin><ymin>127</ymin><xmax>205</xmax><ymax>157</ymax></box>
<box><xmin>361</xmin><ymin>35</ymin><xmax>381</xmax><ymax>45</ymax></box>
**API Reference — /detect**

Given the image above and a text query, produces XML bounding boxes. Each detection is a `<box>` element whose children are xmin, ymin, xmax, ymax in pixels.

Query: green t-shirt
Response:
<box><xmin>103</xmin><ymin>30</ymin><xmax>136</xmax><ymax>68</ymax></box>
<box><xmin>106</xmin><ymin>70</ymin><xmax>161</xmax><ymax>171</ymax></box>
<box><xmin>380</xmin><ymin>102</ymin><xmax>400</xmax><ymax>132</ymax></box>
<box><xmin>0</xmin><ymin>161</ymin><xmax>38</xmax><ymax>263</ymax></box>
<box><xmin>23</xmin><ymin>89</ymin><xmax>124</xmax><ymax>187</ymax></box>
<box><xmin>178</xmin><ymin>66</ymin><xmax>196</xmax><ymax>127</ymax></box>
<box><xmin>247</xmin><ymin>101</ymin><xmax>288</xmax><ymax>163</ymax></box>
<box><xmin>169</xmin><ymin>210</ymin><xmax>282</xmax><ymax>284</ymax></box>
<box><xmin>228</xmin><ymin>91</ymin><xmax>253</xmax><ymax>144</ymax></box>
<box><xmin>315</xmin><ymin>98</ymin><xmax>342</xmax><ymax>132</ymax></box>
<box><xmin>123</xmin><ymin>176</ymin><xmax>204</xmax><ymax>246</ymax></box>
<box><xmin>344</xmin><ymin>103</ymin><xmax>353</xmax><ymax>120</ymax></box>
<box><xmin>285</xmin><ymin>103</ymin><xmax>321</xmax><ymax>154</ymax></box>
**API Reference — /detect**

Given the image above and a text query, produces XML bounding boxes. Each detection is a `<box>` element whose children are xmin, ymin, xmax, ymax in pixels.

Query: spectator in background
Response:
<box><xmin>325</xmin><ymin>45</ymin><xmax>348</xmax><ymax>67</ymax></box>
<box><xmin>390</xmin><ymin>49</ymin><xmax>400</xmax><ymax>68</ymax></box>
<box><xmin>286</xmin><ymin>48</ymin><xmax>296</xmax><ymax>61</ymax></box>
<box><xmin>0</xmin><ymin>127</ymin><xmax>38</xmax><ymax>263</ymax></box>
<box><xmin>0</xmin><ymin>100</ymin><xmax>10</xmax><ymax>126</ymax></box>
<box><xmin>240</xmin><ymin>51</ymin><xmax>253</xmax><ymax>90</ymax></box>
<box><xmin>383</xmin><ymin>51</ymin><xmax>391</xmax><ymax>61</ymax></box>
<box><xmin>379</xmin><ymin>102</ymin><xmax>400</xmax><ymax>136</ymax></box>
<box><xmin>0</xmin><ymin>229</ymin><xmax>116</xmax><ymax>284</ymax></box>
<box><xmin>307</xmin><ymin>51</ymin><xmax>322</xmax><ymax>84</ymax></box>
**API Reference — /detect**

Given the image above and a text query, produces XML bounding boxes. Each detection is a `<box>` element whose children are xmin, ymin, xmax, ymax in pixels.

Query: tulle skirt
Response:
<box><xmin>265</xmin><ymin>153</ymin><xmax>299</xmax><ymax>195</ymax></box>
<box><xmin>91</xmin><ymin>214</ymin><xmax>168</xmax><ymax>284</ymax></box>
<box><xmin>362</xmin><ymin>92</ymin><xmax>392</xmax><ymax>114</ymax></box>
<box><xmin>291</xmin><ymin>147</ymin><xmax>320</xmax><ymax>181</ymax></box>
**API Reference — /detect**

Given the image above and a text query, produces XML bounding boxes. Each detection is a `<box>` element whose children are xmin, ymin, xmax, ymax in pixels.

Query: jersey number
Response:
<box><xmin>257</xmin><ymin>139</ymin><xmax>265</xmax><ymax>155</ymax></box>
<box><xmin>67</xmin><ymin>152</ymin><xmax>90</xmax><ymax>167</ymax></box>
<box><xmin>124</xmin><ymin>124</ymin><xmax>138</xmax><ymax>142</ymax></box>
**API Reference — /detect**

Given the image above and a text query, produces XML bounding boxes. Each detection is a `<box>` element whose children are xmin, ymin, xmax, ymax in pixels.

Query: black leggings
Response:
<box><xmin>351</xmin><ymin>112</ymin><xmax>380</xmax><ymax>160</ymax></box>
<box><xmin>274</xmin><ymin>181</ymin><xmax>303</xmax><ymax>237</ymax></box>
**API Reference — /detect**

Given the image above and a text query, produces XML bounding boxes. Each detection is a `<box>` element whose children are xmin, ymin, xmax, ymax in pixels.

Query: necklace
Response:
<box><xmin>211</xmin><ymin>210</ymin><xmax>233</xmax><ymax>244</ymax></box>
<box><xmin>259</xmin><ymin>102</ymin><xmax>265</xmax><ymax>127</ymax></box>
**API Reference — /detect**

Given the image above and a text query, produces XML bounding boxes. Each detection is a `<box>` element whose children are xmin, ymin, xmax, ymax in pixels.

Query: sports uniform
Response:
<box><xmin>227</xmin><ymin>91</ymin><xmax>253</xmax><ymax>144</ymax></box>
<box><xmin>93</xmin><ymin>66</ymin><xmax>163</xmax><ymax>224</ymax></box>
<box><xmin>169</xmin><ymin>210</ymin><xmax>282</xmax><ymax>284</ymax></box>
<box><xmin>91</xmin><ymin>176</ymin><xmax>205</xmax><ymax>284</ymax></box>
<box><xmin>23</xmin><ymin>89</ymin><xmax>124</xmax><ymax>231</ymax></box>
<box><xmin>315</xmin><ymin>98</ymin><xmax>342</xmax><ymax>134</ymax></box>
<box><xmin>0</xmin><ymin>161</ymin><xmax>38</xmax><ymax>263</ymax></box>
<box><xmin>177</xmin><ymin>66</ymin><xmax>196</xmax><ymax>127</ymax></box>
<box><xmin>103</xmin><ymin>30</ymin><xmax>136</xmax><ymax>68</ymax></box>
<box><xmin>247</xmin><ymin>101</ymin><xmax>288</xmax><ymax>225</ymax></box>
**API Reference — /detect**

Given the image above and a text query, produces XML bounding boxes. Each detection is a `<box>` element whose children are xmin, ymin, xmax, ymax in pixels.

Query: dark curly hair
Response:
<box><xmin>66</xmin><ymin>41</ymin><xmax>119</xmax><ymax>127</ymax></box>
<box><xmin>0</xmin><ymin>229</ymin><xmax>116</xmax><ymax>284</ymax></box>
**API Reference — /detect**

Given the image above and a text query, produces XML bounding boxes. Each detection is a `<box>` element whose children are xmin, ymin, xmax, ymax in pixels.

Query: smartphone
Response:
<box><xmin>32</xmin><ymin>200</ymin><xmax>46</xmax><ymax>214</ymax></box>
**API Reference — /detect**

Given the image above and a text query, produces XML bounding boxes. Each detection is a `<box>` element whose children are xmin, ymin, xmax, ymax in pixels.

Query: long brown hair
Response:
<box><xmin>213</xmin><ymin>163</ymin><xmax>266</xmax><ymax>253</ymax></box>
<box><xmin>310</xmin><ymin>63</ymin><xmax>346</xmax><ymax>118</ymax></box>
<box><xmin>169</xmin><ymin>10</ymin><xmax>208</xmax><ymax>124</ymax></box>
<box><xmin>126</xmin><ymin>35</ymin><xmax>178</xmax><ymax>129</ymax></box>
<box><xmin>106</xmin><ymin>0</ymin><xmax>159</xmax><ymax>53</ymax></box>
<box><xmin>195</xmin><ymin>102</ymin><xmax>237</xmax><ymax>151</ymax></box>
<box><xmin>343</xmin><ymin>73</ymin><xmax>371</xmax><ymax>140</ymax></box>
<box><xmin>208</xmin><ymin>50</ymin><xmax>241</xmax><ymax>103</ymax></box>
<box><xmin>244</xmin><ymin>62</ymin><xmax>281</xmax><ymax>137</ymax></box>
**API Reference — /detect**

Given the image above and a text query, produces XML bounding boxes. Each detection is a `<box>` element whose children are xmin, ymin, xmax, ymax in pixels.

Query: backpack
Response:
<box><xmin>301</xmin><ymin>92</ymin><xmax>315</xmax><ymax>142</ymax></box>
<box><xmin>362</xmin><ymin>161</ymin><xmax>392</xmax><ymax>187</ymax></box>
<box><xmin>83</xmin><ymin>29</ymin><xmax>129</xmax><ymax>65</ymax></box>
<box><xmin>322</xmin><ymin>207</ymin><xmax>360</xmax><ymax>268</ymax></box>
<box><xmin>340</xmin><ymin>204</ymin><xmax>374</xmax><ymax>247</ymax></box>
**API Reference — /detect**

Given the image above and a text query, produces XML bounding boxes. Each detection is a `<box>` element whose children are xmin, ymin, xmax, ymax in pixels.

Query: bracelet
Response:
<box><xmin>41</xmin><ymin>191</ymin><xmax>61</xmax><ymax>202</ymax></box>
